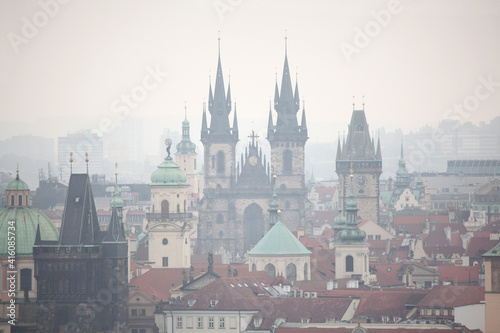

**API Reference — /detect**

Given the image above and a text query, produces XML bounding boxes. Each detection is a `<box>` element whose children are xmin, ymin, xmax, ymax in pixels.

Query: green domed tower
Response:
<box><xmin>0</xmin><ymin>170</ymin><xmax>59</xmax><ymax>301</ymax></box>
<box><xmin>333</xmin><ymin>173</ymin><xmax>370</xmax><ymax>284</ymax></box>
<box><xmin>147</xmin><ymin>139</ymin><xmax>193</xmax><ymax>269</ymax></box>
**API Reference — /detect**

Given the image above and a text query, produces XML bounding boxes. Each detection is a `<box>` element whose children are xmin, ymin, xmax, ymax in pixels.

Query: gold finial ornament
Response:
<box><xmin>350</xmin><ymin>162</ymin><xmax>354</xmax><ymax>178</ymax></box>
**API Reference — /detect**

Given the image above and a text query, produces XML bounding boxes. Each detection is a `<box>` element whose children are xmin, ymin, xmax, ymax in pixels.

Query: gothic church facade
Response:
<box><xmin>197</xmin><ymin>42</ymin><xmax>311</xmax><ymax>257</ymax></box>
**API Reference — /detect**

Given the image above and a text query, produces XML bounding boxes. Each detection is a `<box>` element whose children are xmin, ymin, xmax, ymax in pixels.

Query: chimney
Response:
<box><xmin>297</xmin><ymin>227</ymin><xmax>305</xmax><ymax>239</ymax></box>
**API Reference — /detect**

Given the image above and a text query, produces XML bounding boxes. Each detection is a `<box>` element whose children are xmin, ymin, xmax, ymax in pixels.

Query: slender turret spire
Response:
<box><xmin>232</xmin><ymin>102</ymin><xmax>239</xmax><ymax>139</ymax></box>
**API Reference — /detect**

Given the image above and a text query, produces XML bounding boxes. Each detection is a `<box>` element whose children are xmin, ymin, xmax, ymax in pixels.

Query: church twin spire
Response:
<box><xmin>201</xmin><ymin>38</ymin><xmax>238</xmax><ymax>142</ymax></box>
<box><xmin>268</xmin><ymin>37</ymin><xmax>307</xmax><ymax>141</ymax></box>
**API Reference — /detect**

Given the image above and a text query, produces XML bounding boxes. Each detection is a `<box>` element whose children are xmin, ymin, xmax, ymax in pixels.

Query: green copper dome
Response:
<box><xmin>248</xmin><ymin>218</ymin><xmax>311</xmax><ymax>255</ymax></box>
<box><xmin>6</xmin><ymin>175</ymin><xmax>29</xmax><ymax>191</ymax></box>
<box><xmin>176</xmin><ymin>140</ymin><xmax>197</xmax><ymax>155</ymax></box>
<box><xmin>176</xmin><ymin>116</ymin><xmax>197</xmax><ymax>155</ymax></box>
<box><xmin>0</xmin><ymin>207</ymin><xmax>59</xmax><ymax>256</ymax></box>
<box><xmin>151</xmin><ymin>156</ymin><xmax>187</xmax><ymax>185</ymax></box>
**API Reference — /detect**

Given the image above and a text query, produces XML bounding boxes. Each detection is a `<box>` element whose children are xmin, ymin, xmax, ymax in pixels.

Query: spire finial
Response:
<box><xmin>352</xmin><ymin>95</ymin><xmax>355</xmax><ymax>110</ymax></box>
<box><xmin>362</xmin><ymin>95</ymin><xmax>365</xmax><ymax>110</ymax></box>
<box><xmin>16</xmin><ymin>164</ymin><xmax>19</xmax><ymax>180</ymax></box>
<box><xmin>284</xmin><ymin>29</ymin><xmax>288</xmax><ymax>55</ymax></box>
<box><xmin>85</xmin><ymin>152</ymin><xmax>89</xmax><ymax>174</ymax></box>
<box><xmin>184</xmin><ymin>101</ymin><xmax>187</xmax><ymax>119</ymax></box>
<box><xmin>69</xmin><ymin>152</ymin><xmax>73</xmax><ymax>174</ymax></box>
<box><xmin>218</xmin><ymin>30</ymin><xmax>220</xmax><ymax>55</ymax></box>
<box><xmin>115</xmin><ymin>162</ymin><xmax>118</xmax><ymax>185</ymax></box>
<box><xmin>350</xmin><ymin>162</ymin><xmax>354</xmax><ymax>178</ymax></box>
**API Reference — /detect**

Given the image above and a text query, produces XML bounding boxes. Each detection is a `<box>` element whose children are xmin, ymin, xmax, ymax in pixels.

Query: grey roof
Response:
<box><xmin>340</xmin><ymin>109</ymin><xmax>378</xmax><ymax>161</ymax></box>
<box><xmin>59</xmin><ymin>174</ymin><xmax>100</xmax><ymax>245</ymax></box>
<box><xmin>102</xmin><ymin>207</ymin><xmax>126</xmax><ymax>243</ymax></box>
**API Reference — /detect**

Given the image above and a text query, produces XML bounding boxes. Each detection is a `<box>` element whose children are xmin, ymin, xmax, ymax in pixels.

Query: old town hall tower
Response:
<box><xmin>336</xmin><ymin>106</ymin><xmax>382</xmax><ymax>224</ymax></box>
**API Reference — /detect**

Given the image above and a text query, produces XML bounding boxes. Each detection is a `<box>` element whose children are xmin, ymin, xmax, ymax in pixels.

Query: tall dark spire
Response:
<box><xmin>342</xmin><ymin>108</ymin><xmax>377</xmax><ymax>161</ymax></box>
<box><xmin>300</xmin><ymin>101</ymin><xmax>308</xmax><ymax>137</ymax></box>
<box><xmin>271</xmin><ymin>37</ymin><xmax>305</xmax><ymax>138</ymax></box>
<box><xmin>203</xmin><ymin>37</ymin><xmax>235</xmax><ymax>141</ymax></box>
<box><xmin>336</xmin><ymin>135</ymin><xmax>342</xmax><ymax>160</ymax></box>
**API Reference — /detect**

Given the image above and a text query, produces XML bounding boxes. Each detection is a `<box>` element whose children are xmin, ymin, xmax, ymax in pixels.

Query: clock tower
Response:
<box><xmin>336</xmin><ymin>105</ymin><xmax>382</xmax><ymax>224</ymax></box>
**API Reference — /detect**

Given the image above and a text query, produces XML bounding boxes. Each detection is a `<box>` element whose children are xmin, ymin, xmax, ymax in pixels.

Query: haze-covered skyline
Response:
<box><xmin>1</xmin><ymin>0</ymin><xmax>500</xmax><ymax>157</ymax></box>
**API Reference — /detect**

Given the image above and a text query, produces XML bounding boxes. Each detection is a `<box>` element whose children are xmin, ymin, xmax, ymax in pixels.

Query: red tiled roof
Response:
<box><xmin>423</xmin><ymin>245</ymin><xmax>465</xmax><ymax>259</ymax></box>
<box><xmin>300</xmin><ymin>236</ymin><xmax>328</xmax><ymax>251</ymax></box>
<box><xmin>465</xmin><ymin>237</ymin><xmax>499</xmax><ymax>257</ymax></box>
<box><xmin>354</xmin><ymin>290</ymin><xmax>428</xmax><ymax>322</ymax></box>
<box><xmin>480</xmin><ymin>222</ymin><xmax>500</xmax><ymax>233</ymax></box>
<box><xmin>437</xmin><ymin>265</ymin><xmax>480</xmax><ymax>285</ymax></box>
<box><xmin>417</xmin><ymin>285</ymin><xmax>484</xmax><ymax>308</ymax></box>
<box><xmin>314</xmin><ymin>187</ymin><xmax>337</xmax><ymax>201</ymax></box>
<box><xmin>312</xmin><ymin>211</ymin><xmax>338</xmax><ymax>226</ymax></box>
<box><xmin>129</xmin><ymin>264</ymin><xmax>250</xmax><ymax>300</ymax></box>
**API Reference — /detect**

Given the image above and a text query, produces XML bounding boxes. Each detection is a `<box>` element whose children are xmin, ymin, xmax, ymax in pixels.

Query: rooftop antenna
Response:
<box><xmin>69</xmin><ymin>152</ymin><xmax>73</xmax><ymax>174</ymax></box>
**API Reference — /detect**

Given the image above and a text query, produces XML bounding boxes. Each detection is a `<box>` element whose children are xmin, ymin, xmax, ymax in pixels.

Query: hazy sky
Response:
<box><xmin>1</xmin><ymin>0</ymin><xmax>500</xmax><ymax>155</ymax></box>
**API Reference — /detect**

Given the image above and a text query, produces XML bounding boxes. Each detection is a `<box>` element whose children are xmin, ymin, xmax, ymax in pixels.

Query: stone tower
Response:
<box><xmin>336</xmin><ymin>106</ymin><xmax>382</xmax><ymax>224</ymax></box>
<box><xmin>198</xmin><ymin>40</ymin><xmax>240</xmax><ymax>255</ymax></box>
<box><xmin>267</xmin><ymin>39</ymin><xmax>311</xmax><ymax>233</ymax></box>
<box><xmin>34</xmin><ymin>173</ymin><xmax>128</xmax><ymax>332</ymax></box>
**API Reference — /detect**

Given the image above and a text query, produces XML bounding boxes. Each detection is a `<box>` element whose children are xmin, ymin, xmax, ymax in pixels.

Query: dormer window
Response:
<box><xmin>210</xmin><ymin>299</ymin><xmax>218</xmax><ymax>308</ymax></box>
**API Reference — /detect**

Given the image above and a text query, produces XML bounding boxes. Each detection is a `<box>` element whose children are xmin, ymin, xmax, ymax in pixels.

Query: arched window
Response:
<box><xmin>216</xmin><ymin>214</ymin><xmax>224</xmax><ymax>224</ymax></box>
<box><xmin>252</xmin><ymin>264</ymin><xmax>257</xmax><ymax>272</ymax></box>
<box><xmin>355</xmin><ymin>124</ymin><xmax>364</xmax><ymax>132</ymax></box>
<box><xmin>346</xmin><ymin>255</ymin><xmax>354</xmax><ymax>272</ymax></box>
<box><xmin>286</xmin><ymin>263</ymin><xmax>297</xmax><ymax>282</ymax></box>
<box><xmin>10</xmin><ymin>195</ymin><xmax>14</xmax><ymax>206</ymax></box>
<box><xmin>304</xmin><ymin>263</ymin><xmax>308</xmax><ymax>280</ymax></box>
<box><xmin>161</xmin><ymin>200</ymin><xmax>169</xmax><ymax>215</ymax></box>
<box><xmin>18</xmin><ymin>195</ymin><xmax>22</xmax><ymax>206</ymax></box>
<box><xmin>264</xmin><ymin>263</ymin><xmax>276</xmax><ymax>278</ymax></box>
<box><xmin>217</xmin><ymin>151</ymin><xmax>225</xmax><ymax>174</ymax></box>
<box><xmin>283</xmin><ymin>149</ymin><xmax>292</xmax><ymax>173</ymax></box>
<box><xmin>177</xmin><ymin>204</ymin><xmax>180</xmax><ymax>213</ymax></box>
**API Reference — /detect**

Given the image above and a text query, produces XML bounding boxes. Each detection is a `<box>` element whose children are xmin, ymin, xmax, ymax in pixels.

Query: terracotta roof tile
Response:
<box><xmin>417</xmin><ymin>285</ymin><xmax>484</xmax><ymax>308</ymax></box>
<box><xmin>437</xmin><ymin>265</ymin><xmax>480</xmax><ymax>285</ymax></box>
<box><xmin>465</xmin><ymin>237</ymin><xmax>498</xmax><ymax>257</ymax></box>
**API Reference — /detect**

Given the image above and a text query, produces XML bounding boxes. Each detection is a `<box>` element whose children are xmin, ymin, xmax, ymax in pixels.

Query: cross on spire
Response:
<box><xmin>248</xmin><ymin>130</ymin><xmax>259</xmax><ymax>146</ymax></box>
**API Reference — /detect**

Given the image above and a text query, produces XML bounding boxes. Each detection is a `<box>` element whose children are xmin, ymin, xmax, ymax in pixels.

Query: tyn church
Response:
<box><xmin>197</xmin><ymin>41</ymin><xmax>312</xmax><ymax>257</ymax></box>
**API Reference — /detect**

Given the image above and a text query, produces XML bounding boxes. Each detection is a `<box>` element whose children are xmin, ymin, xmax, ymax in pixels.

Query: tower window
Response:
<box><xmin>217</xmin><ymin>151</ymin><xmax>225</xmax><ymax>174</ymax></box>
<box><xmin>11</xmin><ymin>195</ymin><xmax>14</xmax><ymax>206</ymax></box>
<box><xmin>162</xmin><ymin>257</ymin><xmax>169</xmax><ymax>267</ymax></box>
<box><xmin>19</xmin><ymin>195</ymin><xmax>22</xmax><ymax>206</ymax></box>
<box><xmin>346</xmin><ymin>255</ymin><xmax>354</xmax><ymax>272</ymax></box>
<box><xmin>355</xmin><ymin>124</ymin><xmax>364</xmax><ymax>132</ymax></box>
<box><xmin>194</xmin><ymin>158</ymin><xmax>197</xmax><ymax>170</ymax></box>
<box><xmin>20</xmin><ymin>268</ymin><xmax>32</xmax><ymax>291</ymax></box>
<box><xmin>283</xmin><ymin>149</ymin><xmax>292</xmax><ymax>174</ymax></box>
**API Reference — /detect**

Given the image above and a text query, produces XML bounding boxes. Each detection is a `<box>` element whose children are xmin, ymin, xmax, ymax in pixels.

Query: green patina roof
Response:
<box><xmin>0</xmin><ymin>207</ymin><xmax>59</xmax><ymax>256</ymax></box>
<box><xmin>6</xmin><ymin>176</ymin><xmax>29</xmax><ymax>191</ymax></box>
<box><xmin>150</xmin><ymin>156</ymin><xmax>187</xmax><ymax>185</ymax></box>
<box><xmin>248</xmin><ymin>219</ymin><xmax>311</xmax><ymax>255</ymax></box>
<box><xmin>483</xmin><ymin>240</ymin><xmax>500</xmax><ymax>257</ymax></box>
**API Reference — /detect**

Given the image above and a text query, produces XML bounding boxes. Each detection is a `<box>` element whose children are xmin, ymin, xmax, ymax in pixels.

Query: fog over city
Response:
<box><xmin>1</xmin><ymin>0</ymin><xmax>500</xmax><ymax>185</ymax></box>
